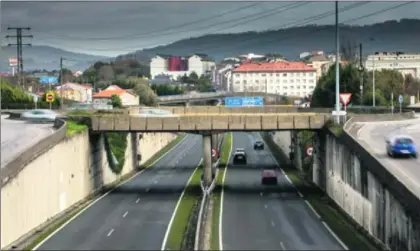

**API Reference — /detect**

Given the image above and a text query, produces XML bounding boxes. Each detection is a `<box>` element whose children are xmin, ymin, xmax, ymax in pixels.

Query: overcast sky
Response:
<box><xmin>1</xmin><ymin>1</ymin><xmax>419</xmax><ymax>56</ymax></box>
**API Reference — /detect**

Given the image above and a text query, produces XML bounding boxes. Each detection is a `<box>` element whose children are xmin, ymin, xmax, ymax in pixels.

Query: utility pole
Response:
<box><xmin>358</xmin><ymin>43</ymin><xmax>364</xmax><ymax>105</ymax></box>
<box><xmin>372</xmin><ymin>55</ymin><xmax>376</xmax><ymax>107</ymax></box>
<box><xmin>334</xmin><ymin>1</ymin><xmax>340</xmax><ymax>123</ymax></box>
<box><xmin>60</xmin><ymin>57</ymin><xmax>64</xmax><ymax>109</ymax></box>
<box><xmin>5</xmin><ymin>27</ymin><xmax>33</xmax><ymax>87</ymax></box>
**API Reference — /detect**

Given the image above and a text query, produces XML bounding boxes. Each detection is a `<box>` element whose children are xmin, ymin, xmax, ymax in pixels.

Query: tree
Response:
<box><xmin>110</xmin><ymin>95</ymin><xmax>123</xmax><ymax>108</ymax></box>
<box><xmin>340</xmin><ymin>39</ymin><xmax>357</xmax><ymax>62</ymax></box>
<box><xmin>133</xmin><ymin>83</ymin><xmax>158</xmax><ymax>106</ymax></box>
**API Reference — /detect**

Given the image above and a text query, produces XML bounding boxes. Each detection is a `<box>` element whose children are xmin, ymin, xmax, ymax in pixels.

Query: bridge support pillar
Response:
<box><xmin>203</xmin><ymin>134</ymin><xmax>212</xmax><ymax>188</ymax></box>
<box><xmin>184</xmin><ymin>101</ymin><xmax>190</xmax><ymax>107</ymax></box>
<box><xmin>291</xmin><ymin>131</ymin><xmax>303</xmax><ymax>171</ymax></box>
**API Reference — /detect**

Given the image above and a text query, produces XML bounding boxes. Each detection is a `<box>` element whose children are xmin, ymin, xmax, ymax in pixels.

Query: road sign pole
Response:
<box><xmin>391</xmin><ymin>92</ymin><xmax>394</xmax><ymax>114</ymax></box>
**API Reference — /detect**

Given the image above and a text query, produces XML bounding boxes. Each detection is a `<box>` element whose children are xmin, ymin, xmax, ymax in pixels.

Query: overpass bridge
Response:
<box><xmin>157</xmin><ymin>91</ymin><xmax>285</xmax><ymax>105</ymax></box>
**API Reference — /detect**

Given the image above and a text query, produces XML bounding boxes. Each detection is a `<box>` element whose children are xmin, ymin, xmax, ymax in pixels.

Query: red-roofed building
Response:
<box><xmin>231</xmin><ymin>61</ymin><xmax>317</xmax><ymax>97</ymax></box>
<box><xmin>93</xmin><ymin>85</ymin><xmax>139</xmax><ymax>107</ymax></box>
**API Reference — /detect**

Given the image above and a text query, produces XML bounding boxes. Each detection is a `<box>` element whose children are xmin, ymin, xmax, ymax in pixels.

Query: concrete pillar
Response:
<box><xmin>293</xmin><ymin>131</ymin><xmax>303</xmax><ymax>171</ymax></box>
<box><xmin>203</xmin><ymin>134</ymin><xmax>212</xmax><ymax>187</ymax></box>
<box><xmin>185</xmin><ymin>101</ymin><xmax>190</xmax><ymax>107</ymax></box>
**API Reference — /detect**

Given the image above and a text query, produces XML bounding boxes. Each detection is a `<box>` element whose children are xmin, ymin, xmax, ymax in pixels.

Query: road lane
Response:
<box><xmin>1</xmin><ymin>115</ymin><xmax>54</xmax><ymax>168</ymax></box>
<box><xmin>221</xmin><ymin>132</ymin><xmax>344</xmax><ymax>250</ymax></box>
<box><xmin>356</xmin><ymin>118</ymin><xmax>420</xmax><ymax>197</ymax></box>
<box><xmin>36</xmin><ymin>134</ymin><xmax>203</xmax><ymax>250</ymax></box>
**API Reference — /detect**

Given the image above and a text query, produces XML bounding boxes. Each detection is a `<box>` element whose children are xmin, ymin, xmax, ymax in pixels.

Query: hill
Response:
<box><xmin>116</xmin><ymin>19</ymin><xmax>420</xmax><ymax>62</ymax></box>
<box><xmin>0</xmin><ymin>45</ymin><xmax>109</xmax><ymax>72</ymax></box>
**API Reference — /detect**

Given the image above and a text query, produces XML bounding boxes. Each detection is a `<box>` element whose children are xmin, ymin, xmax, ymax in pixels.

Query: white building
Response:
<box><xmin>55</xmin><ymin>82</ymin><xmax>93</xmax><ymax>103</ymax></box>
<box><xmin>231</xmin><ymin>61</ymin><xmax>317</xmax><ymax>97</ymax></box>
<box><xmin>92</xmin><ymin>85</ymin><xmax>139</xmax><ymax>107</ymax></box>
<box><xmin>217</xmin><ymin>64</ymin><xmax>234</xmax><ymax>91</ymax></box>
<box><xmin>150</xmin><ymin>54</ymin><xmax>216</xmax><ymax>80</ymax></box>
<box><xmin>364</xmin><ymin>52</ymin><xmax>420</xmax><ymax>79</ymax></box>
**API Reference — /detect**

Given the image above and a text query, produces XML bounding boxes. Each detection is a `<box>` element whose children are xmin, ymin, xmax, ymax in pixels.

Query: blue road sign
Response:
<box><xmin>39</xmin><ymin>76</ymin><xmax>58</xmax><ymax>84</ymax></box>
<box><xmin>224</xmin><ymin>96</ymin><xmax>264</xmax><ymax>107</ymax></box>
<box><xmin>398</xmin><ymin>95</ymin><xmax>403</xmax><ymax>104</ymax></box>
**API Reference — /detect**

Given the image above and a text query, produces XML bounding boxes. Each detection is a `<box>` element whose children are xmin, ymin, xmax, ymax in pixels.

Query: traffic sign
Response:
<box><xmin>40</xmin><ymin>76</ymin><xmax>58</xmax><ymax>84</ymax></box>
<box><xmin>398</xmin><ymin>95</ymin><xmax>403</xmax><ymax>104</ymax></box>
<box><xmin>211</xmin><ymin>148</ymin><xmax>218</xmax><ymax>158</ymax></box>
<box><xmin>46</xmin><ymin>91</ymin><xmax>55</xmax><ymax>103</ymax></box>
<box><xmin>339</xmin><ymin>93</ymin><xmax>352</xmax><ymax>106</ymax></box>
<box><xmin>224</xmin><ymin>96</ymin><xmax>264</xmax><ymax>107</ymax></box>
<box><xmin>306</xmin><ymin>147</ymin><xmax>313</xmax><ymax>156</ymax></box>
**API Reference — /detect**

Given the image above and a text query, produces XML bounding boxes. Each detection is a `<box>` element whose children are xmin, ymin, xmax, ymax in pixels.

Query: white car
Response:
<box><xmin>21</xmin><ymin>109</ymin><xmax>57</xmax><ymax>122</ymax></box>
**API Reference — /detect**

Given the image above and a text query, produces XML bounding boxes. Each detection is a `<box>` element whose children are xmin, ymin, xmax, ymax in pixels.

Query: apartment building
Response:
<box><xmin>364</xmin><ymin>52</ymin><xmax>420</xmax><ymax>79</ymax></box>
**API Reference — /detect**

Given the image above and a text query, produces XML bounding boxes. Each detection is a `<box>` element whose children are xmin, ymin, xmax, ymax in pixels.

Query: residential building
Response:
<box><xmin>364</xmin><ymin>52</ymin><xmax>420</xmax><ymax>79</ymax></box>
<box><xmin>150</xmin><ymin>54</ymin><xmax>216</xmax><ymax>80</ymax></box>
<box><xmin>231</xmin><ymin>61</ymin><xmax>317</xmax><ymax>97</ymax></box>
<box><xmin>306</xmin><ymin>54</ymin><xmax>330</xmax><ymax>80</ymax></box>
<box><xmin>92</xmin><ymin>85</ymin><xmax>139</xmax><ymax>107</ymax></box>
<box><xmin>55</xmin><ymin>82</ymin><xmax>93</xmax><ymax>103</ymax></box>
<box><xmin>216</xmin><ymin>64</ymin><xmax>234</xmax><ymax>91</ymax></box>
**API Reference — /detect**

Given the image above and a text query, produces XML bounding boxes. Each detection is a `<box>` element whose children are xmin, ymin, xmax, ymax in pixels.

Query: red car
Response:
<box><xmin>261</xmin><ymin>169</ymin><xmax>278</xmax><ymax>185</ymax></box>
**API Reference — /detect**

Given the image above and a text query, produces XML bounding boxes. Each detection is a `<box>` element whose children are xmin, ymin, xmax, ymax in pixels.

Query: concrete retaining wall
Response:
<box><xmin>1</xmin><ymin>131</ymin><xmax>177</xmax><ymax>249</ymax></box>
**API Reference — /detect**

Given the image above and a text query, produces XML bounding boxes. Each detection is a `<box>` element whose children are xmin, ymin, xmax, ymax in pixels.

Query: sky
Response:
<box><xmin>1</xmin><ymin>1</ymin><xmax>419</xmax><ymax>57</ymax></box>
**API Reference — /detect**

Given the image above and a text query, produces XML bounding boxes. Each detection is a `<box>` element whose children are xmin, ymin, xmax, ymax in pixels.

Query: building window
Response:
<box><xmin>276</xmin><ymin>73</ymin><xmax>279</xmax><ymax>77</ymax></box>
<box><xmin>309</xmin><ymin>80</ymin><xmax>314</xmax><ymax>83</ymax></box>
<box><xmin>283</xmin><ymin>80</ymin><xmax>287</xmax><ymax>83</ymax></box>
<box><xmin>290</xmin><ymin>80</ymin><xmax>294</xmax><ymax>83</ymax></box>
<box><xmin>261</xmin><ymin>74</ymin><xmax>266</xmax><ymax>77</ymax></box>
<box><xmin>309</xmin><ymin>73</ymin><xmax>314</xmax><ymax>77</ymax></box>
<box><xmin>235</xmin><ymin>74</ymin><xmax>240</xmax><ymax>77</ymax></box>
<box><xmin>283</xmin><ymin>73</ymin><xmax>287</xmax><ymax>77</ymax></box>
<box><xmin>297</xmin><ymin>79</ymin><xmax>300</xmax><ymax>83</ymax></box>
<box><xmin>297</xmin><ymin>85</ymin><xmax>301</xmax><ymax>89</ymax></box>
<box><xmin>243</xmin><ymin>80</ymin><xmax>247</xmax><ymax>84</ymax></box>
<box><xmin>276</xmin><ymin>80</ymin><xmax>280</xmax><ymax>84</ymax></box>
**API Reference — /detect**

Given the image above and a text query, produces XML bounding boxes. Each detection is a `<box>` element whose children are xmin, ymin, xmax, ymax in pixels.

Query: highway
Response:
<box><xmin>1</xmin><ymin>115</ymin><xmax>55</xmax><ymax>168</ymax></box>
<box><xmin>35</xmin><ymin>134</ymin><xmax>202</xmax><ymax>250</ymax></box>
<box><xmin>221</xmin><ymin>132</ymin><xmax>344</xmax><ymax>250</ymax></box>
<box><xmin>356</xmin><ymin>117</ymin><xmax>420</xmax><ymax>197</ymax></box>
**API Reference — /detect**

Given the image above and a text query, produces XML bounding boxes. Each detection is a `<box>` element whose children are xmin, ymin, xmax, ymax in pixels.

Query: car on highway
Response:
<box><xmin>254</xmin><ymin>140</ymin><xmax>265</xmax><ymax>150</ymax></box>
<box><xmin>261</xmin><ymin>169</ymin><xmax>278</xmax><ymax>185</ymax></box>
<box><xmin>21</xmin><ymin>109</ymin><xmax>57</xmax><ymax>123</ymax></box>
<box><xmin>232</xmin><ymin>150</ymin><xmax>247</xmax><ymax>165</ymax></box>
<box><xmin>135</xmin><ymin>108</ymin><xmax>178</xmax><ymax>117</ymax></box>
<box><xmin>386</xmin><ymin>135</ymin><xmax>417</xmax><ymax>158</ymax></box>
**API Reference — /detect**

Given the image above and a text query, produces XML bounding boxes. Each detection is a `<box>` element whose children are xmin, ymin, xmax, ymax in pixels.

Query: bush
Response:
<box><xmin>104</xmin><ymin>133</ymin><xmax>128</xmax><ymax>174</ymax></box>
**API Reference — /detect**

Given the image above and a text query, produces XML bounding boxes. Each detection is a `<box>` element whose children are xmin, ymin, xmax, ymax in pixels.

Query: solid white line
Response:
<box><xmin>107</xmin><ymin>229</ymin><xmax>114</xmax><ymax>237</ymax></box>
<box><xmin>279</xmin><ymin>241</ymin><xmax>286</xmax><ymax>250</ymax></box>
<box><xmin>322</xmin><ymin>221</ymin><xmax>349</xmax><ymax>250</ymax></box>
<box><xmin>32</xmin><ymin>134</ymin><xmax>189</xmax><ymax>250</ymax></box>
<box><xmin>297</xmin><ymin>191</ymin><xmax>304</xmax><ymax>198</ymax></box>
<box><xmin>219</xmin><ymin>132</ymin><xmax>233</xmax><ymax>251</ymax></box>
<box><xmin>123</xmin><ymin>211</ymin><xmax>128</xmax><ymax>218</ymax></box>
<box><xmin>304</xmin><ymin>200</ymin><xmax>321</xmax><ymax>219</ymax></box>
<box><xmin>160</xmin><ymin>158</ymin><xmax>203</xmax><ymax>251</ymax></box>
<box><xmin>135</xmin><ymin>198</ymin><xmax>140</xmax><ymax>204</ymax></box>
<box><xmin>270</xmin><ymin>220</ymin><xmax>275</xmax><ymax>227</ymax></box>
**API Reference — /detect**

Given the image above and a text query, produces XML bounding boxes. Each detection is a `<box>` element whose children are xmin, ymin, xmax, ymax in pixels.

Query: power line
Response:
<box><xmin>5</xmin><ymin>27</ymin><xmax>33</xmax><ymax>86</ymax></box>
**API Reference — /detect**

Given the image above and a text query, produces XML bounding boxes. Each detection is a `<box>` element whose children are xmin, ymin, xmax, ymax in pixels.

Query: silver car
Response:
<box><xmin>21</xmin><ymin>109</ymin><xmax>57</xmax><ymax>122</ymax></box>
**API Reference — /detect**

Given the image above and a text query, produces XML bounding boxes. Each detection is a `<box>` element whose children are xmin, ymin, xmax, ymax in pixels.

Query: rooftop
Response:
<box><xmin>233</xmin><ymin>61</ymin><xmax>315</xmax><ymax>73</ymax></box>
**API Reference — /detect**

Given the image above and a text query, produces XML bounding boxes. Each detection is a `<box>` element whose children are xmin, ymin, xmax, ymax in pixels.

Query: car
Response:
<box><xmin>232</xmin><ymin>151</ymin><xmax>247</xmax><ymax>165</ymax></box>
<box><xmin>21</xmin><ymin>109</ymin><xmax>57</xmax><ymax>123</ymax></box>
<box><xmin>386</xmin><ymin>135</ymin><xmax>417</xmax><ymax>158</ymax></box>
<box><xmin>254</xmin><ymin>141</ymin><xmax>264</xmax><ymax>150</ymax></box>
<box><xmin>261</xmin><ymin>169</ymin><xmax>278</xmax><ymax>185</ymax></box>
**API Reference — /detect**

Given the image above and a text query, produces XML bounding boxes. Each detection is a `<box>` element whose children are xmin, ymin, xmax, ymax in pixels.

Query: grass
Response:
<box><xmin>260</xmin><ymin>132</ymin><xmax>384</xmax><ymax>251</ymax></box>
<box><xmin>22</xmin><ymin>133</ymin><xmax>186</xmax><ymax>251</ymax></box>
<box><xmin>141</xmin><ymin>133</ymin><xmax>187</xmax><ymax>168</ymax></box>
<box><xmin>164</xmin><ymin>162</ymin><xmax>203</xmax><ymax>250</ymax></box>
<box><xmin>210</xmin><ymin>132</ymin><xmax>232</xmax><ymax>250</ymax></box>
<box><xmin>105</xmin><ymin>132</ymin><xmax>128</xmax><ymax>174</ymax></box>
<box><xmin>66</xmin><ymin>120</ymin><xmax>88</xmax><ymax>137</ymax></box>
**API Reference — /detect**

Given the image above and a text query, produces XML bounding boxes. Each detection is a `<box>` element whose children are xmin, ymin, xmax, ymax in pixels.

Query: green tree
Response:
<box><xmin>110</xmin><ymin>95</ymin><xmax>123</xmax><ymax>108</ymax></box>
<box><xmin>133</xmin><ymin>83</ymin><xmax>158</xmax><ymax>106</ymax></box>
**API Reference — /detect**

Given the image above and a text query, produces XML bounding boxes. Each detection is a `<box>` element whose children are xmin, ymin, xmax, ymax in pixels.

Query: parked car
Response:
<box><xmin>261</xmin><ymin>169</ymin><xmax>278</xmax><ymax>185</ymax></box>
<box><xmin>254</xmin><ymin>141</ymin><xmax>265</xmax><ymax>150</ymax></box>
<box><xmin>386</xmin><ymin>135</ymin><xmax>417</xmax><ymax>158</ymax></box>
<box><xmin>21</xmin><ymin>109</ymin><xmax>57</xmax><ymax>122</ymax></box>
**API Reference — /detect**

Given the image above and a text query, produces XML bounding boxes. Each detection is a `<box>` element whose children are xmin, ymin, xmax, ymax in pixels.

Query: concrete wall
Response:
<box><xmin>1</xmin><ymin>131</ymin><xmax>177</xmax><ymax>249</ymax></box>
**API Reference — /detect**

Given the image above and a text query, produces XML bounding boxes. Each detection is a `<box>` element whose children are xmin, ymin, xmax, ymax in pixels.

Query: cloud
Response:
<box><xmin>1</xmin><ymin>1</ymin><xmax>418</xmax><ymax>56</ymax></box>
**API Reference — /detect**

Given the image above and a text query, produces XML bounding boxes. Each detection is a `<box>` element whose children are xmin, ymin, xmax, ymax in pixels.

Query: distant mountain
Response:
<box><xmin>0</xmin><ymin>45</ymin><xmax>109</xmax><ymax>72</ymax></box>
<box><xmin>116</xmin><ymin>19</ymin><xmax>420</xmax><ymax>63</ymax></box>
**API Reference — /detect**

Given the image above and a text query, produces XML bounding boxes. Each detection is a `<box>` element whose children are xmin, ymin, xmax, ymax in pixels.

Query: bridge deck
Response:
<box><xmin>91</xmin><ymin>113</ymin><xmax>331</xmax><ymax>132</ymax></box>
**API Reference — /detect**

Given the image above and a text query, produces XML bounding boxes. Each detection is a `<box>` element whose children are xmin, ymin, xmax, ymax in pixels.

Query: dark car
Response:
<box><xmin>233</xmin><ymin>152</ymin><xmax>247</xmax><ymax>165</ymax></box>
<box><xmin>254</xmin><ymin>141</ymin><xmax>265</xmax><ymax>150</ymax></box>
<box><xmin>261</xmin><ymin>169</ymin><xmax>278</xmax><ymax>185</ymax></box>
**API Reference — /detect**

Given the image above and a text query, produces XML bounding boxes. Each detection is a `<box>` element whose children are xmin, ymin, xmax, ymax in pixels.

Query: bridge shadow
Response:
<box><xmin>111</xmin><ymin>184</ymin><xmax>202</xmax><ymax>197</ymax></box>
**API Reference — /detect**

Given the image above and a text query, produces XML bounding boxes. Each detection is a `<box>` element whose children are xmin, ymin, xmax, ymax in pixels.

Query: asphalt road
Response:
<box><xmin>221</xmin><ymin>132</ymin><xmax>344</xmax><ymax>250</ymax></box>
<box><xmin>1</xmin><ymin>115</ymin><xmax>54</xmax><ymax>168</ymax></box>
<box><xmin>36</xmin><ymin>134</ymin><xmax>202</xmax><ymax>250</ymax></box>
<box><xmin>356</xmin><ymin>117</ymin><xmax>420</xmax><ymax>197</ymax></box>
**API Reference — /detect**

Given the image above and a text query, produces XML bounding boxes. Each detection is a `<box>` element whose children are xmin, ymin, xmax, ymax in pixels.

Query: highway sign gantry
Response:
<box><xmin>46</xmin><ymin>91</ymin><xmax>55</xmax><ymax>103</ymax></box>
<box><xmin>224</xmin><ymin>96</ymin><xmax>264</xmax><ymax>107</ymax></box>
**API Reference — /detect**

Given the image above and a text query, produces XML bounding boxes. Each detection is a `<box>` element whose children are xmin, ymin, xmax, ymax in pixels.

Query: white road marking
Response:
<box><xmin>322</xmin><ymin>221</ymin><xmax>349</xmax><ymax>250</ymax></box>
<box><xmin>271</xmin><ymin>220</ymin><xmax>275</xmax><ymax>227</ymax></box>
<box><xmin>31</xmin><ymin>134</ymin><xmax>189</xmax><ymax>250</ymax></box>
<box><xmin>160</xmin><ymin>158</ymin><xmax>203</xmax><ymax>251</ymax></box>
<box><xmin>260</xmin><ymin>192</ymin><xmax>264</xmax><ymax>196</ymax></box>
<box><xmin>107</xmin><ymin>229</ymin><xmax>114</xmax><ymax>237</ymax></box>
<box><xmin>280</xmin><ymin>241</ymin><xmax>286</xmax><ymax>250</ymax></box>
<box><xmin>135</xmin><ymin>198</ymin><xmax>140</xmax><ymax>204</ymax></box>
<box><xmin>304</xmin><ymin>200</ymin><xmax>321</xmax><ymax>219</ymax></box>
<box><xmin>264</xmin><ymin>204</ymin><xmax>268</xmax><ymax>209</ymax></box>
<box><xmin>123</xmin><ymin>211</ymin><xmax>128</xmax><ymax>218</ymax></box>
<box><xmin>297</xmin><ymin>191</ymin><xmax>304</xmax><ymax>198</ymax></box>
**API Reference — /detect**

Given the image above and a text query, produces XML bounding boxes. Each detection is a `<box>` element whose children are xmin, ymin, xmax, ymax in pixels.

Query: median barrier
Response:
<box><xmin>0</xmin><ymin>118</ymin><xmax>67</xmax><ymax>188</ymax></box>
